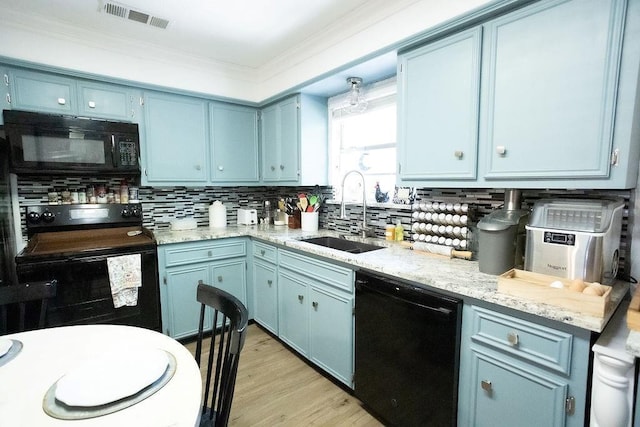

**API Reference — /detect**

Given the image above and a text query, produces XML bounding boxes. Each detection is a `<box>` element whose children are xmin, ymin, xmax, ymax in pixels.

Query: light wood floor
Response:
<box><xmin>184</xmin><ymin>323</ymin><xmax>383</xmax><ymax>426</ymax></box>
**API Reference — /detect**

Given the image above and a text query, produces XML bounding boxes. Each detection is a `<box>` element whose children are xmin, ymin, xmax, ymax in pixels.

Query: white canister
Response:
<box><xmin>209</xmin><ymin>201</ymin><xmax>227</xmax><ymax>228</ymax></box>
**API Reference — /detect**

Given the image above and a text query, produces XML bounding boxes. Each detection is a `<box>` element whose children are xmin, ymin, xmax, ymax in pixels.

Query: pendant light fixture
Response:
<box><xmin>346</xmin><ymin>77</ymin><xmax>367</xmax><ymax>113</ymax></box>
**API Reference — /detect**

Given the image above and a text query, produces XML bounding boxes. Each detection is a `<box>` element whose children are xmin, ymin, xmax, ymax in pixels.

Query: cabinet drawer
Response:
<box><xmin>163</xmin><ymin>239</ymin><xmax>246</xmax><ymax>267</ymax></box>
<box><xmin>279</xmin><ymin>249</ymin><xmax>353</xmax><ymax>293</ymax></box>
<box><xmin>469</xmin><ymin>305</ymin><xmax>572</xmax><ymax>375</ymax></box>
<box><xmin>252</xmin><ymin>241</ymin><xmax>277</xmax><ymax>264</ymax></box>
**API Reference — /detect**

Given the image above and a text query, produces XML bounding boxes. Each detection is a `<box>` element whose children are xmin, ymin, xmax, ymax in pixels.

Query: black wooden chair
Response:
<box><xmin>0</xmin><ymin>280</ymin><xmax>57</xmax><ymax>334</ymax></box>
<box><xmin>194</xmin><ymin>280</ymin><xmax>248</xmax><ymax>427</ymax></box>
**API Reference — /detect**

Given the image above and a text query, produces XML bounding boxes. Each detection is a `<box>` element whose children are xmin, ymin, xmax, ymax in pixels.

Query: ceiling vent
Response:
<box><xmin>101</xmin><ymin>1</ymin><xmax>169</xmax><ymax>29</ymax></box>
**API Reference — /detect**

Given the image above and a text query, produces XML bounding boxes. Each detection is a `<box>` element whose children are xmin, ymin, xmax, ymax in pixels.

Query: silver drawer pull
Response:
<box><xmin>279</xmin><ymin>165</ymin><xmax>284</xmax><ymax>170</ymax></box>
<box><xmin>207</xmin><ymin>250</ymin><xmax>212</xmax><ymax>257</ymax></box>
<box><xmin>217</xmin><ymin>275</ymin><xmax>223</xmax><ymax>282</ymax></box>
<box><xmin>88</xmin><ymin>101</ymin><xmax>96</xmax><ymax>108</ymax></box>
<box><xmin>312</xmin><ymin>301</ymin><xmax>318</xmax><ymax>309</ymax></box>
<box><xmin>267</xmin><ymin>280</ymin><xmax>273</xmax><ymax>286</ymax></box>
<box><xmin>496</xmin><ymin>145</ymin><xmax>507</xmax><ymax>156</ymax></box>
<box><xmin>260</xmin><ymin>250</ymin><xmax>265</xmax><ymax>256</ymax></box>
<box><xmin>507</xmin><ymin>332</ymin><xmax>519</xmax><ymax>346</ymax></box>
<box><xmin>481</xmin><ymin>380</ymin><xmax>492</xmax><ymax>392</ymax></box>
<box><xmin>57</xmin><ymin>97</ymin><xmax>66</xmax><ymax>105</ymax></box>
<box><xmin>298</xmin><ymin>295</ymin><xmax>304</xmax><ymax>302</ymax></box>
<box><xmin>454</xmin><ymin>150</ymin><xmax>463</xmax><ymax>159</ymax></box>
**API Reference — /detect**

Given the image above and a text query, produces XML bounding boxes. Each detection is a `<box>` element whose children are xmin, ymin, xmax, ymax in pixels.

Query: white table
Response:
<box><xmin>0</xmin><ymin>325</ymin><xmax>202</xmax><ymax>426</ymax></box>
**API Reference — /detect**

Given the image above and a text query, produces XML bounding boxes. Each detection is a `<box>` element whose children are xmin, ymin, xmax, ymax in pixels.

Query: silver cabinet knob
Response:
<box><xmin>298</xmin><ymin>295</ymin><xmax>304</xmax><ymax>302</ymax></box>
<box><xmin>195</xmin><ymin>164</ymin><xmax>201</xmax><ymax>171</ymax></box>
<box><xmin>279</xmin><ymin>165</ymin><xmax>285</xmax><ymax>170</ymax></box>
<box><xmin>88</xmin><ymin>101</ymin><xmax>96</xmax><ymax>109</ymax></box>
<box><xmin>496</xmin><ymin>146</ymin><xmax>507</xmax><ymax>156</ymax></box>
<box><xmin>267</xmin><ymin>279</ymin><xmax>273</xmax><ymax>286</ymax></box>
<box><xmin>260</xmin><ymin>250</ymin><xmax>265</xmax><ymax>256</ymax></box>
<box><xmin>218</xmin><ymin>165</ymin><xmax>224</xmax><ymax>171</ymax></box>
<box><xmin>270</xmin><ymin>165</ymin><xmax>276</xmax><ymax>171</ymax></box>
<box><xmin>507</xmin><ymin>331</ymin><xmax>519</xmax><ymax>346</ymax></box>
<box><xmin>481</xmin><ymin>380</ymin><xmax>492</xmax><ymax>392</ymax></box>
<box><xmin>217</xmin><ymin>275</ymin><xmax>223</xmax><ymax>283</ymax></box>
<box><xmin>207</xmin><ymin>250</ymin><xmax>212</xmax><ymax>257</ymax></box>
<box><xmin>454</xmin><ymin>150</ymin><xmax>463</xmax><ymax>159</ymax></box>
<box><xmin>312</xmin><ymin>301</ymin><xmax>318</xmax><ymax>309</ymax></box>
<box><xmin>57</xmin><ymin>97</ymin><xmax>66</xmax><ymax>105</ymax></box>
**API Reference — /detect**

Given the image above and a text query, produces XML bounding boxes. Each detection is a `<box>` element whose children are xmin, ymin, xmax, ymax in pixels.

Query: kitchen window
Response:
<box><xmin>328</xmin><ymin>77</ymin><xmax>396</xmax><ymax>203</ymax></box>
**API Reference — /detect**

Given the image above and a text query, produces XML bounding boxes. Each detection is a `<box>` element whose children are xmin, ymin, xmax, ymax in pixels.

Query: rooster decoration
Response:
<box><xmin>374</xmin><ymin>182</ymin><xmax>389</xmax><ymax>203</ymax></box>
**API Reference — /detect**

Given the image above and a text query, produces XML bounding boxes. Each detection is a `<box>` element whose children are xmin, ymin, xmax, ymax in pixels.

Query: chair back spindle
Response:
<box><xmin>194</xmin><ymin>281</ymin><xmax>248</xmax><ymax>427</ymax></box>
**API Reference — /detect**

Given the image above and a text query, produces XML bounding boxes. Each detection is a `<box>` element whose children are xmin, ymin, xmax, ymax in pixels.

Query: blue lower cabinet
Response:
<box><xmin>158</xmin><ymin>239</ymin><xmax>247</xmax><ymax>339</ymax></box>
<box><xmin>277</xmin><ymin>269</ymin><xmax>309</xmax><ymax>356</ymax></box>
<box><xmin>277</xmin><ymin>249</ymin><xmax>354</xmax><ymax>387</ymax></box>
<box><xmin>253</xmin><ymin>259</ymin><xmax>278</xmax><ymax>335</ymax></box>
<box><xmin>458</xmin><ymin>305</ymin><xmax>591</xmax><ymax>426</ymax></box>
<box><xmin>164</xmin><ymin>264</ymin><xmax>211</xmax><ymax>339</ymax></box>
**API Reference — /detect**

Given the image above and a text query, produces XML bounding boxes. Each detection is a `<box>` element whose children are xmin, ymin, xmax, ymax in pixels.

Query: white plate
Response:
<box><xmin>55</xmin><ymin>348</ymin><xmax>169</xmax><ymax>407</ymax></box>
<box><xmin>0</xmin><ymin>339</ymin><xmax>13</xmax><ymax>357</ymax></box>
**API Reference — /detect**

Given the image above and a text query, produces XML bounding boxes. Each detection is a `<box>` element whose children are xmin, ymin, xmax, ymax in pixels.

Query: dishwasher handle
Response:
<box><xmin>356</xmin><ymin>277</ymin><xmax>458</xmax><ymax>321</ymax></box>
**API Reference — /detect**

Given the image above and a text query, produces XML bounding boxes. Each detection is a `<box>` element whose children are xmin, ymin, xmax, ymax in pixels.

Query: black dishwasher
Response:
<box><xmin>354</xmin><ymin>270</ymin><xmax>462</xmax><ymax>426</ymax></box>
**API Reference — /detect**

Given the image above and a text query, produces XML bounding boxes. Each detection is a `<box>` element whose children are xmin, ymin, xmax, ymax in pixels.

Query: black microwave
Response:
<box><xmin>2</xmin><ymin>110</ymin><xmax>140</xmax><ymax>176</ymax></box>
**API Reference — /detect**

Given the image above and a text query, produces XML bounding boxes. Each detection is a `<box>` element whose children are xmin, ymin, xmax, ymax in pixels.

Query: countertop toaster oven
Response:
<box><xmin>524</xmin><ymin>198</ymin><xmax>624</xmax><ymax>284</ymax></box>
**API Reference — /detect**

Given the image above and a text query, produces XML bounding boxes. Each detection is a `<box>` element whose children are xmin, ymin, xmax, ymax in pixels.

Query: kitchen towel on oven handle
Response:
<box><xmin>107</xmin><ymin>254</ymin><xmax>142</xmax><ymax>308</ymax></box>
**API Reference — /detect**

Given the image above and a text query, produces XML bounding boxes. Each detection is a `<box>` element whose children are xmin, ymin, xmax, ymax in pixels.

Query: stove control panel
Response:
<box><xmin>26</xmin><ymin>203</ymin><xmax>144</xmax><ymax>232</ymax></box>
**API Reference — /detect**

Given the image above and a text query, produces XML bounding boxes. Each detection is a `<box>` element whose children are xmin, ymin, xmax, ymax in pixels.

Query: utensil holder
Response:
<box><xmin>301</xmin><ymin>212</ymin><xmax>319</xmax><ymax>232</ymax></box>
<box><xmin>288</xmin><ymin>211</ymin><xmax>301</xmax><ymax>229</ymax></box>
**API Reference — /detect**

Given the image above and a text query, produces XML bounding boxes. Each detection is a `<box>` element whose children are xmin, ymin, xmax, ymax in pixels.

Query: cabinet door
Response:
<box><xmin>481</xmin><ymin>0</ymin><xmax>625</xmax><ymax>180</ymax></box>
<box><xmin>261</xmin><ymin>103</ymin><xmax>280</xmax><ymax>182</ymax></box>
<box><xmin>277</xmin><ymin>97</ymin><xmax>300</xmax><ymax>182</ymax></box>
<box><xmin>261</xmin><ymin>96</ymin><xmax>300</xmax><ymax>183</ymax></box>
<box><xmin>309</xmin><ymin>285</ymin><xmax>353</xmax><ymax>387</ymax></box>
<box><xmin>253</xmin><ymin>260</ymin><xmax>278</xmax><ymax>335</ymax></box>
<box><xmin>210</xmin><ymin>259</ymin><xmax>247</xmax><ymax>305</ymax></box>
<box><xmin>78</xmin><ymin>81</ymin><xmax>138</xmax><ymax>121</ymax></box>
<box><xmin>142</xmin><ymin>91</ymin><xmax>208</xmax><ymax>184</ymax></box>
<box><xmin>463</xmin><ymin>348</ymin><xmax>568</xmax><ymax>427</ymax></box>
<box><xmin>10</xmin><ymin>69</ymin><xmax>76</xmax><ymax>114</ymax></box>
<box><xmin>1</xmin><ymin>70</ymin><xmax>9</xmax><ymax>125</ymax></box>
<box><xmin>165</xmin><ymin>264</ymin><xmax>211</xmax><ymax>339</ymax></box>
<box><xmin>210</xmin><ymin>103</ymin><xmax>259</xmax><ymax>182</ymax></box>
<box><xmin>277</xmin><ymin>270</ymin><xmax>308</xmax><ymax>356</ymax></box>
<box><xmin>398</xmin><ymin>27</ymin><xmax>481</xmax><ymax>181</ymax></box>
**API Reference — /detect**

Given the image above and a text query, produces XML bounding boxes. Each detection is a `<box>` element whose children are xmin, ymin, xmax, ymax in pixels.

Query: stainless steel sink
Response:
<box><xmin>300</xmin><ymin>236</ymin><xmax>383</xmax><ymax>254</ymax></box>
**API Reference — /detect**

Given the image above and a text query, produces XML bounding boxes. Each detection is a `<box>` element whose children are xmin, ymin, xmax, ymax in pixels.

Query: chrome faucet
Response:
<box><xmin>340</xmin><ymin>170</ymin><xmax>373</xmax><ymax>238</ymax></box>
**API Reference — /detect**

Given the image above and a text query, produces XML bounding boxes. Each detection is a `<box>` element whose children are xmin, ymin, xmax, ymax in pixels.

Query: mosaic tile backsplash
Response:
<box><xmin>15</xmin><ymin>177</ymin><xmax>634</xmax><ymax>278</ymax></box>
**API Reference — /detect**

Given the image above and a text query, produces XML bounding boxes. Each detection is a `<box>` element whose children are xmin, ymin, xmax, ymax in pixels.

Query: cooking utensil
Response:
<box><xmin>309</xmin><ymin>195</ymin><xmax>318</xmax><ymax>206</ymax></box>
<box><xmin>411</xmin><ymin>242</ymin><xmax>472</xmax><ymax>260</ymax></box>
<box><xmin>299</xmin><ymin>197</ymin><xmax>308</xmax><ymax>212</ymax></box>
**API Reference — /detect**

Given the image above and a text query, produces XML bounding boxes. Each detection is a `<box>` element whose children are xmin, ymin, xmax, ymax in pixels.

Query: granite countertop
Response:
<box><xmin>153</xmin><ymin>225</ymin><xmax>629</xmax><ymax>334</ymax></box>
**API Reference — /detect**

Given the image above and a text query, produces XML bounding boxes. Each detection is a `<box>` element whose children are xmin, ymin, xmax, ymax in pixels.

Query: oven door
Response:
<box><xmin>16</xmin><ymin>248</ymin><xmax>161</xmax><ymax>331</ymax></box>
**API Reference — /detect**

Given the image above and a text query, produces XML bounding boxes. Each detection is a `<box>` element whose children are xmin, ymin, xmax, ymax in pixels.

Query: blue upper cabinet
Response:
<box><xmin>77</xmin><ymin>81</ymin><xmax>141</xmax><ymax>122</ymax></box>
<box><xmin>210</xmin><ymin>102</ymin><xmax>259</xmax><ymax>183</ymax></box>
<box><xmin>398</xmin><ymin>27</ymin><xmax>482</xmax><ymax>181</ymax></box>
<box><xmin>10</xmin><ymin>69</ymin><xmax>76</xmax><ymax>114</ymax></box>
<box><xmin>260</xmin><ymin>94</ymin><xmax>328</xmax><ymax>186</ymax></box>
<box><xmin>142</xmin><ymin>91</ymin><xmax>209</xmax><ymax>184</ymax></box>
<box><xmin>261</xmin><ymin>96</ymin><xmax>300</xmax><ymax>183</ymax></box>
<box><xmin>480</xmin><ymin>0</ymin><xmax>626</xmax><ymax>182</ymax></box>
<box><xmin>397</xmin><ymin>0</ymin><xmax>640</xmax><ymax>189</ymax></box>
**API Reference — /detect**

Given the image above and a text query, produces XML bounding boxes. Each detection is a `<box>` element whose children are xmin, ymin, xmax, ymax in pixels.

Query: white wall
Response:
<box><xmin>0</xmin><ymin>0</ymin><xmax>491</xmax><ymax>102</ymax></box>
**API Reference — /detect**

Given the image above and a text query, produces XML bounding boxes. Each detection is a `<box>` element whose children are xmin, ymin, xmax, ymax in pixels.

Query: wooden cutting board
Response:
<box><xmin>626</xmin><ymin>284</ymin><xmax>640</xmax><ymax>331</ymax></box>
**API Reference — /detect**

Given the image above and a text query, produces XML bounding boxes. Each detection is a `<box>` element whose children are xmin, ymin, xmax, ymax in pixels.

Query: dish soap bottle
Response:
<box><xmin>385</xmin><ymin>223</ymin><xmax>395</xmax><ymax>241</ymax></box>
<box><xmin>394</xmin><ymin>220</ymin><xmax>404</xmax><ymax>241</ymax></box>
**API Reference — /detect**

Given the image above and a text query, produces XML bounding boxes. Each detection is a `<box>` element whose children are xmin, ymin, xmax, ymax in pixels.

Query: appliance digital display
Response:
<box><xmin>544</xmin><ymin>231</ymin><xmax>575</xmax><ymax>246</ymax></box>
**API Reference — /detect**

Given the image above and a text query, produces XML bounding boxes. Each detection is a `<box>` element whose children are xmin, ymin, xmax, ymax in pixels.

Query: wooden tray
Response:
<box><xmin>497</xmin><ymin>269</ymin><xmax>612</xmax><ymax>318</ymax></box>
<box><xmin>626</xmin><ymin>284</ymin><xmax>640</xmax><ymax>331</ymax></box>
